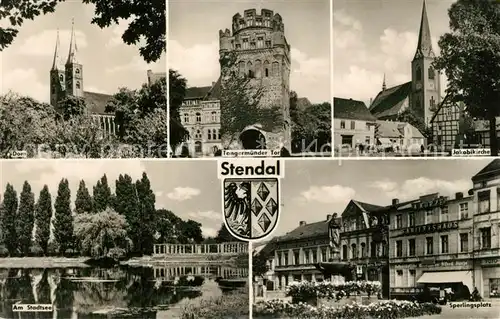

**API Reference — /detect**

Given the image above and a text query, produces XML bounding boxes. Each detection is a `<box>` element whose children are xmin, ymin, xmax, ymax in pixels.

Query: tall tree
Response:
<box><xmin>292</xmin><ymin>102</ymin><xmax>332</xmax><ymax>153</ymax></box>
<box><xmin>219</xmin><ymin>51</ymin><xmax>282</xmax><ymax>147</ymax></box>
<box><xmin>215</xmin><ymin>223</ymin><xmax>241</xmax><ymax>243</ymax></box>
<box><xmin>125</xmin><ymin>109</ymin><xmax>169</xmax><ymax>158</ymax></box>
<box><xmin>93</xmin><ymin>174</ymin><xmax>112</xmax><ymax>213</ymax></box>
<box><xmin>155</xmin><ymin>209</ymin><xmax>176</xmax><ymax>243</ymax></box>
<box><xmin>56</xmin><ymin>96</ymin><xmax>87</xmax><ymax>120</ymax></box>
<box><xmin>17</xmin><ymin>181</ymin><xmax>35</xmax><ymax>256</ymax></box>
<box><xmin>35</xmin><ymin>185</ymin><xmax>52</xmax><ymax>256</ymax></box>
<box><xmin>105</xmin><ymin>88</ymin><xmax>138</xmax><ymax>138</ymax></box>
<box><xmin>434</xmin><ymin>0</ymin><xmax>500</xmax><ymax>155</ymax></box>
<box><xmin>2</xmin><ymin>184</ymin><xmax>18</xmax><ymax>256</ymax></box>
<box><xmin>82</xmin><ymin>0</ymin><xmax>166</xmax><ymax>63</ymax></box>
<box><xmin>75</xmin><ymin>180</ymin><xmax>93</xmax><ymax>214</ymax></box>
<box><xmin>179</xmin><ymin>220</ymin><xmax>203</xmax><ymax>244</ymax></box>
<box><xmin>114</xmin><ymin>174</ymin><xmax>140</xmax><ymax>252</ymax></box>
<box><xmin>135</xmin><ymin>173</ymin><xmax>156</xmax><ymax>255</ymax></box>
<box><xmin>53</xmin><ymin>179</ymin><xmax>73</xmax><ymax>254</ymax></box>
<box><xmin>169</xmin><ymin>70</ymin><xmax>188</xmax><ymax>151</ymax></box>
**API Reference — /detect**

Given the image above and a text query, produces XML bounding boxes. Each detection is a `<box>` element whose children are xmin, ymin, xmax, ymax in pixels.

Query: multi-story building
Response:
<box><xmin>333</xmin><ymin>98</ymin><xmax>376</xmax><ymax>149</ymax></box>
<box><xmin>339</xmin><ymin>200</ymin><xmax>390</xmax><ymax>297</ymax></box>
<box><xmin>375</xmin><ymin>120</ymin><xmax>425</xmax><ymax>151</ymax></box>
<box><xmin>470</xmin><ymin>159</ymin><xmax>500</xmax><ymax>299</ymax></box>
<box><xmin>388</xmin><ymin>193</ymin><xmax>474</xmax><ymax>299</ymax></box>
<box><xmin>176</xmin><ymin>81</ymin><xmax>222</xmax><ymax>157</ymax></box>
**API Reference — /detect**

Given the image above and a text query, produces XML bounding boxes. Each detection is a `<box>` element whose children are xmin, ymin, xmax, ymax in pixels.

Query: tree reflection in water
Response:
<box><xmin>0</xmin><ymin>265</ymin><xmax>244</xmax><ymax>318</ymax></box>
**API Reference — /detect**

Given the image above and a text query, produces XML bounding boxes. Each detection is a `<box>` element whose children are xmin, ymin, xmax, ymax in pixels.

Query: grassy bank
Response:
<box><xmin>180</xmin><ymin>288</ymin><xmax>249</xmax><ymax>319</ymax></box>
<box><xmin>0</xmin><ymin>257</ymin><xmax>89</xmax><ymax>268</ymax></box>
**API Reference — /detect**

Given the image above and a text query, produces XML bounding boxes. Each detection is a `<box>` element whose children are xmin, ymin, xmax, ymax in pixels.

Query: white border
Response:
<box><xmin>166</xmin><ymin>0</ymin><xmax>171</xmax><ymax>158</ymax></box>
<box><xmin>330</xmin><ymin>0</ymin><xmax>334</xmax><ymax>159</ymax></box>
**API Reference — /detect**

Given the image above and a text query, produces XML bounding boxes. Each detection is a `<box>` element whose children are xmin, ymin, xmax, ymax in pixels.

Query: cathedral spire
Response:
<box><xmin>414</xmin><ymin>0</ymin><xmax>434</xmax><ymax>60</ymax></box>
<box><xmin>66</xmin><ymin>18</ymin><xmax>78</xmax><ymax>65</ymax></box>
<box><xmin>382</xmin><ymin>73</ymin><xmax>387</xmax><ymax>91</ymax></box>
<box><xmin>51</xmin><ymin>29</ymin><xmax>61</xmax><ymax>70</ymax></box>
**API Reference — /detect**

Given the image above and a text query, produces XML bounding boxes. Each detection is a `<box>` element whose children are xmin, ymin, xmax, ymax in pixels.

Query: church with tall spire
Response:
<box><xmin>369</xmin><ymin>0</ymin><xmax>441</xmax><ymax>127</ymax></box>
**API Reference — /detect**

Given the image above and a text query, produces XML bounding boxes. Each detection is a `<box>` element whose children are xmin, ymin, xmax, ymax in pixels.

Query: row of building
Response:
<box><xmin>255</xmin><ymin>159</ymin><xmax>500</xmax><ymax>300</ymax></box>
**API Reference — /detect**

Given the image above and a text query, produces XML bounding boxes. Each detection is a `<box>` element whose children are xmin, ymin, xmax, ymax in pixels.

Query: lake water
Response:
<box><xmin>0</xmin><ymin>264</ymin><xmax>249</xmax><ymax>318</ymax></box>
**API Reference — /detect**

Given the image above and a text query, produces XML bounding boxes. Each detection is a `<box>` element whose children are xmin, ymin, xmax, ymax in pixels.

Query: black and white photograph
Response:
<box><xmin>0</xmin><ymin>160</ymin><xmax>249</xmax><ymax>318</ymax></box>
<box><xmin>168</xmin><ymin>0</ymin><xmax>332</xmax><ymax>158</ymax></box>
<box><xmin>0</xmin><ymin>1</ymin><xmax>167</xmax><ymax>159</ymax></box>
<box><xmin>252</xmin><ymin>158</ymin><xmax>500</xmax><ymax>318</ymax></box>
<box><xmin>333</xmin><ymin>0</ymin><xmax>500</xmax><ymax>157</ymax></box>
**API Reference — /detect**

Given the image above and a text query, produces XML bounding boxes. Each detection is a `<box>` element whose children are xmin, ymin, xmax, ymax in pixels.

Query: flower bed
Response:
<box><xmin>286</xmin><ymin>281</ymin><xmax>382</xmax><ymax>303</ymax></box>
<box><xmin>253</xmin><ymin>299</ymin><xmax>442</xmax><ymax>319</ymax></box>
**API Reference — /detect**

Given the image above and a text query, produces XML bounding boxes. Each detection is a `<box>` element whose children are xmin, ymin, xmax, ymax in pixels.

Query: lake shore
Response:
<box><xmin>0</xmin><ymin>257</ymin><xmax>89</xmax><ymax>268</ymax></box>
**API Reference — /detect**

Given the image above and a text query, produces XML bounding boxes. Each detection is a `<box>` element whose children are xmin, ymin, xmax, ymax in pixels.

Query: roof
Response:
<box><xmin>276</xmin><ymin>220</ymin><xmax>330</xmax><ymax>243</ymax></box>
<box><xmin>297</xmin><ymin>97</ymin><xmax>312</xmax><ymax>110</ymax></box>
<box><xmin>352</xmin><ymin>200</ymin><xmax>384</xmax><ymax>212</ymax></box>
<box><xmin>369</xmin><ymin>82</ymin><xmax>412</xmax><ymax>119</ymax></box>
<box><xmin>472</xmin><ymin>159</ymin><xmax>500</xmax><ymax>183</ymax></box>
<box><xmin>84</xmin><ymin>91</ymin><xmax>113</xmax><ymax>115</ymax></box>
<box><xmin>376</xmin><ymin>120</ymin><xmax>424</xmax><ymax>139</ymax></box>
<box><xmin>334</xmin><ymin>97</ymin><xmax>376</xmax><ymax>121</ymax></box>
<box><xmin>430</xmin><ymin>93</ymin><xmax>454</xmax><ymax>123</ymax></box>
<box><xmin>185</xmin><ymin>77</ymin><xmax>221</xmax><ymax>100</ymax></box>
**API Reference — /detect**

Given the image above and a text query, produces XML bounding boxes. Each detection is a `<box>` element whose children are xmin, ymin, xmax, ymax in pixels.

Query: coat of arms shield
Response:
<box><xmin>223</xmin><ymin>178</ymin><xmax>279</xmax><ymax>241</ymax></box>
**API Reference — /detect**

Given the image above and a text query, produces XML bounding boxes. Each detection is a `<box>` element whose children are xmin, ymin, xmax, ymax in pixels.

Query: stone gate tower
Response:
<box><xmin>219</xmin><ymin>8</ymin><xmax>292</xmax><ymax>152</ymax></box>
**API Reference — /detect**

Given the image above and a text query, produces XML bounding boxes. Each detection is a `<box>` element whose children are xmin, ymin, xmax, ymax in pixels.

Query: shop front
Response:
<box><xmin>478</xmin><ymin>257</ymin><xmax>500</xmax><ymax>299</ymax></box>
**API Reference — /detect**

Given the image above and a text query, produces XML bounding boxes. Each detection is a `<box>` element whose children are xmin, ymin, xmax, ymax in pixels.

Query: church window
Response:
<box><xmin>196</xmin><ymin>112</ymin><xmax>201</xmax><ymax>122</ymax></box>
<box><xmin>207</xmin><ymin>129</ymin><xmax>212</xmax><ymax>140</ymax></box>
<box><xmin>265</xmin><ymin>40</ymin><xmax>271</xmax><ymax>48</ymax></box>
<box><xmin>76</xmin><ymin>81</ymin><xmax>81</xmax><ymax>89</ymax></box>
<box><xmin>239</xmin><ymin>61</ymin><xmax>246</xmax><ymax>76</ymax></box>
<box><xmin>184</xmin><ymin>113</ymin><xmax>189</xmax><ymax>123</ymax></box>
<box><xmin>428</xmin><ymin>67</ymin><xmax>435</xmax><ymax>80</ymax></box>
<box><xmin>247</xmin><ymin>61</ymin><xmax>254</xmax><ymax>78</ymax></box>
<box><xmin>257</xmin><ymin>36</ymin><xmax>264</xmax><ymax>48</ymax></box>
<box><xmin>242</xmin><ymin>38</ymin><xmax>249</xmax><ymax>50</ymax></box>
<box><xmin>416</xmin><ymin>66</ymin><xmax>422</xmax><ymax>81</ymax></box>
<box><xmin>272</xmin><ymin>62</ymin><xmax>279</xmax><ymax>77</ymax></box>
<box><xmin>75</xmin><ymin>68</ymin><xmax>80</xmax><ymax>74</ymax></box>
<box><xmin>255</xmin><ymin>60</ymin><xmax>262</xmax><ymax>78</ymax></box>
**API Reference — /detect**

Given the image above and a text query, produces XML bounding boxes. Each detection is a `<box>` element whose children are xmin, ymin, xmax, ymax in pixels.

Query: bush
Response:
<box><xmin>29</xmin><ymin>244</ymin><xmax>44</xmax><ymax>257</ymax></box>
<box><xmin>253</xmin><ymin>299</ymin><xmax>442</xmax><ymax>319</ymax></box>
<box><xmin>0</xmin><ymin>245</ymin><xmax>8</xmax><ymax>257</ymax></box>
<box><xmin>107</xmin><ymin>248</ymin><xmax>127</xmax><ymax>260</ymax></box>
<box><xmin>286</xmin><ymin>281</ymin><xmax>382</xmax><ymax>303</ymax></box>
<box><xmin>181</xmin><ymin>288</ymin><xmax>249</xmax><ymax>319</ymax></box>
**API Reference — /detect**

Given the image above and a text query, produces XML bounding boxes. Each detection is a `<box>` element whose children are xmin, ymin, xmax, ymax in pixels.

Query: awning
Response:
<box><xmin>417</xmin><ymin>271</ymin><xmax>473</xmax><ymax>293</ymax></box>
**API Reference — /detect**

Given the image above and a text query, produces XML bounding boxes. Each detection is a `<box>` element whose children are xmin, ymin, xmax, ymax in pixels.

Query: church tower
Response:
<box><xmin>411</xmin><ymin>0</ymin><xmax>441</xmax><ymax>126</ymax></box>
<box><xmin>65</xmin><ymin>20</ymin><xmax>84</xmax><ymax>98</ymax></box>
<box><xmin>219</xmin><ymin>9</ymin><xmax>292</xmax><ymax>151</ymax></box>
<box><xmin>49</xmin><ymin>30</ymin><xmax>65</xmax><ymax>107</ymax></box>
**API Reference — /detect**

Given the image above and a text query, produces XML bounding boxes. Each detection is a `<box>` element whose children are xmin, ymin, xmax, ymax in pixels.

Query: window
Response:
<box><xmin>247</xmin><ymin>62</ymin><xmax>254</xmax><ymax>78</ymax></box>
<box><xmin>304</xmin><ymin>250</ymin><xmax>309</xmax><ymax>264</ymax></box>
<box><xmin>350</xmin><ymin>121</ymin><xmax>355</xmax><ymax>130</ymax></box>
<box><xmin>396</xmin><ymin>240</ymin><xmax>403</xmax><ymax>257</ymax></box>
<box><xmin>370</xmin><ymin>242</ymin><xmax>376</xmax><ymax>257</ymax></box>
<box><xmin>194</xmin><ymin>141</ymin><xmax>202</xmax><ymax>153</ymax></box>
<box><xmin>396</xmin><ymin>270</ymin><xmax>403</xmax><ymax>287</ymax></box>
<box><xmin>196</xmin><ymin>112</ymin><xmax>201</xmax><ymax>122</ymax></box>
<box><xmin>416</xmin><ymin>66</ymin><xmax>422</xmax><ymax>81</ymax></box>
<box><xmin>479</xmin><ymin>191</ymin><xmax>491</xmax><ymax>213</ymax></box>
<box><xmin>409</xmin><ymin>269</ymin><xmax>416</xmax><ymax>287</ymax></box>
<box><xmin>408</xmin><ymin>239</ymin><xmax>415</xmax><ymax>256</ymax></box>
<box><xmin>242</xmin><ymin>38</ymin><xmax>249</xmax><ymax>49</ymax></box>
<box><xmin>426</xmin><ymin>237</ymin><xmax>433</xmax><ymax>255</ymax></box>
<box><xmin>207</xmin><ymin>129</ymin><xmax>212</xmax><ymax>140</ymax></box>
<box><xmin>263</xmin><ymin>61</ymin><xmax>270</xmax><ymax>77</ymax></box>
<box><xmin>59</xmin><ymin>74</ymin><xmax>64</xmax><ymax>81</ymax></box>
<box><xmin>211</xmin><ymin>111</ymin><xmax>217</xmax><ymax>122</ymax></box>
<box><xmin>218</xmin><ymin>130</ymin><xmax>221</xmax><ymax>140</ymax></box>
<box><xmin>351</xmin><ymin>244</ymin><xmax>357</xmax><ymax>259</ymax></box>
<box><xmin>361</xmin><ymin>243</ymin><xmax>366</xmax><ymax>258</ymax></box>
<box><xmin>481</xmin><ymin>227</ymin><xmax>491</xmax><ymax>249</ymax></box>
<box><xmin>428</xmin><ymin>67</ymin><xmax>435</xmax><ymax>80</ymax></box>
<box><xmin>293</xmin><ymin>250</ymin><xmax>300</xmax><ymax>265</ymax></box>
<box><xmin>212</xmin><ymin>129</ymin><xmax>217</xmax><ymax>140</ymax></box>
<box><xmin>365</xmin><ymin>136</ymin><xmax>370</xmax><ymax>145</ymax></box>
<box><xmin>272</xmin><ymin>62</ymin><xmax>279</xmax><ymax>76</ymax></box>
<box><xmin>430</xmin><ymin>96</ymin><xmax>436</xmax><ymax>109</ymax></box>
<box><xmin>321</xmin><ymin>247</ymin><xmax>327</xmax><ymax>262</ymax></box>
<box><xmin>265</xmin><ymin>40</ymin><xmax>271</xmax><ymax>48</ymax></box>
<box><xmin>235</xmin><ymin>43</ymin><xmax>241</xmax><ymax>49</ymax></box>
<box><xmin>183</xmin><ymin>113</ymin><xmax>189</xmax><ymax>123</ymax></box>
<box><xmin>489</xmin><ymin>279</ymin><xmax>500</xmax><ymax>298</ymax></box>
<box><xmin>408</xmin><ymin>212</ymin><xmax>415</xmax><ymax>227</ymax></box>
<box><xmin>75</xmin><ymin>68</ymin><xmax>80</xmax><ymax>74</ymax></box>
<box><xmin>76</xmin><ymin>81</ymin><xmax>81</xmax><ymax>89</ymax></box>
<box><xmin>255</xmin><ymin>60</ymin><xmax>262</xmax><ymax>78</ymax></box>
<box><xmin>283</xmin><ymin>251</ymin><xmax>289</xmax><ymax>266</ymax></box>
<box><xmin>441</xmin><ymin>235</ymin><xmax>449</xmax><ymax>253</ymax></box>
<box><xmin>194</xmin><ymin>130</ymin><xmax>202</xmax><ymax>139</ymax></box>
<box><xmin>257</xmin><ymin>36</ymin><xmax>264</xmax><ymax>48</ymax></box>
<box><xmin>340</xmin><ymin>121</ymin><xmax>346</xmax><ymax>129</ymax></box>
<box><xmin>440</xmin><ymin>206</ymin><xmax>449</xmax><ymax>222</ymax></box>
<box><xmin>425</xmin><ymin>210</ymin><xmax>433</xmax><ymax>224</ymax></box>
<box><xmin>460</xmin><ymin>233</ymin><xmax>468</xmax><ymax>252</ymax></box>
<box><xmin>396</xmin><ymin>214</ymin><xmax>402</xmax><ymax>229</ymax></box>
<box><xmin>250</xmin><ymin>41</ymin><xmax>256</xmax><ymax>49</ymax></box>
<box><xmin>342</xmin><ymin>245</ymin><xmax>348</xmax><ymax>260</ymax></box>
<box><xmin>459</xmin><ymin>203</ymin><xmax>469</xmax><ymax>219</ymax></box>
<box><xmin>312</xmin><ymin>250</ymin><xmax>317</xmax><ymax>263</ymax></box>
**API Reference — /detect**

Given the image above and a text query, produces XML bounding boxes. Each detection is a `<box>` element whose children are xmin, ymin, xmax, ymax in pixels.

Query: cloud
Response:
<box><xmin>1</xmin><ymin>68</ymin><xmax>49</xmax><ymax>103</ymax></box>
<box><xmin>333</xmin><ymin>9</ymin><xmax>363</xmax><ymax>31</ymax></box>
<box><xmin>300</xmin><ymin>185</ymin><xmax>356</xmax><ymax>204</ymax></box>
<box><xmin>168</xmin><ymin>39</ymin><xmax>220</xmax><ymax>87</ymax></box>
<box><xmin>85</xmin><ymin>86</ymin><xmax>111</xmax><ymax>95</ymax></box>
<box><xmin>369</xmin><ymin>177</ymin><xmax>470</xmax><ymax>201</ymax></box>
<box><xmin>186</xmin><ymin>210</ymin><xmax>221</xmax><ymax>221</ymax></box>
<box><xmin>155</xmin><ymin>191</ymin><xmax>164</xmax><ymax>198</ymax></box>
<box><xmin>290</xmin><ymin>48</ymin><xmax>330</xmax><ymax>103</ymax></box>
<box><xmin>107</xmin><ymin>19</ymin><xmax>134</xmax><ymax>48</ymax></box>
<box><xmin>16</xmin><ymin>29</ymin><xmax>88</xmax><ymax>58</ymax></box>
<box><xmin>9</xmin><ymin>160</ymin><xmax>146</xmax><ymax>202</ymax></box>
<box><xmin>167</xmin><ymin>187</ymin><xmax>201</xmax><ymax>201</ymax></box>
<box><xmin>201</xmin><ymin>226</ymin><xmax>218</xmax><ymax>238</ymax></box>
<box><xmin>106</xmin><ymin>54</ymin><xmax>166</xmax><ymax>75</ymax></box>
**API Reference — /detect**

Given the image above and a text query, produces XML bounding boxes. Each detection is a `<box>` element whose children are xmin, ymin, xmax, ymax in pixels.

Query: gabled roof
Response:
<box><xmin>369</xmin><ymin>82</ymin><xmax>412</xmax><ymax>119</ymax></box>
<box><xmin>472</xmin><ymin>159</ymin><xmax>500</xmax><ymax>183</ymax></box>
<box><xmin>352</xmin><ymin>200</ymin><xmax>384</xmax><ymax>212</ymax></box>
<box><xmin>376</xmin><ymin>120</ymin><xmax>424</xmax><ymax>139</ymax></box>
<box><xmin>84</xmin><ymin>91</ymin><xmax>113</xmax><ymax>115</ymax></box>
<box><xmin>430</xmin><ymin>93</ymin><xmax>454</xmax><ymax>123</ymax></box>
<box><xmin>334</xmin><ymin>97</ymin><xmax>376</xmax><ymax>121</ymax></box>
<box><xmin>185</xmin><ymin>77</ymin><xmax>222</xmax><ymax>100</ymax></box>
<box><xmin>276</xmin><ymin>219</ymin><xmax>334</xmax><ymax>243</ymax></box>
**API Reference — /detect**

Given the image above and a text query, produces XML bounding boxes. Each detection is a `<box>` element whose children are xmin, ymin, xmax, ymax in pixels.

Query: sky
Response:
<box><xmin>0</xmin><ymin>160</ymin><xmax>222</xmax><ymax>238</ymax></box>
<box><xmin>333</xmin><ymin>0</ymin><xmax>454</xmax><ymax>105</ymax></box>
<box><xmin>168</xmin><ymin>0</ymin><xmax>332</xmax><ymax>104</ymax></box>
<box><xmin>0</xmin><ymin>1</ymin><xmax>166</xmax><ymax>103</ymax></box>
<box><xmin>272</xmin><ymin>158</ymin><xmax>492</xmax><ymax>238</ymax></box>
